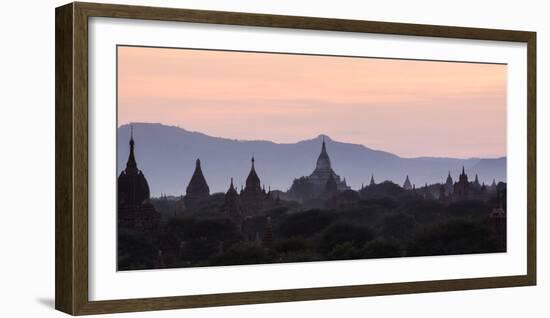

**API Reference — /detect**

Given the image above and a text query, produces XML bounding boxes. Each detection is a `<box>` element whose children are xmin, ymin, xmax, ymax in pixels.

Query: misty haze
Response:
<box><xmin>116</xmin><ymin>46</ymin><xmax>507</xmax><ymax>271</ymax></box>
<box><xmin>117</xmin><ymin>123</ymin><xmax>505</xmax><ymax>196</ymax></box>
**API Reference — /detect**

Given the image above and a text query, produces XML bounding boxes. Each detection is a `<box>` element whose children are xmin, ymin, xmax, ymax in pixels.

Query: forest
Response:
<box><xmin>118</xmin><ymin>181</ymin><xmax>506</xmax><ymax>270</ymax></box>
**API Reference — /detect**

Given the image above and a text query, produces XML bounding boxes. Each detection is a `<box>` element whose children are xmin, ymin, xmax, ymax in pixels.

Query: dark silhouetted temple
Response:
<box><xmin>223</xmin><ymin>178</ymin><xmax>242</xmax><ymax>224</ymax></box>
<box><xmin>288</xmin><ymin>137</ymin><xmax>350</xmax><ymax>202</ymax></box>
<box><xmin>220</xmin><ymin>156</ymin><xmax>276</xmax><ymax>242</ymax></box>
<box><xmin>307</xmin><ymin>137</ymin><xmax>350</xmax><ymax>193</ymax></box>
<box><xmin>183</xmin><ymin>158</ymin><xmax>210</xmax><ymax>209</ymax></box>
<box><xmin>118</xmin><ymin>127</ymin><xmax>160</xmax><ymax>231</ymax></box>
<box><xmin>240</xmin><ymin>156</ymin><xmax>270</xmax><ymax>216</ymax></box>
<box><xmin>402</xmin><ymin>175</ymin><xmax>412</xmax><ymax>190</ymax></box>
<box><xmin>453</xmin><ymin>166</ymin><xmax>471</xmax><ymax>198</ymax></box>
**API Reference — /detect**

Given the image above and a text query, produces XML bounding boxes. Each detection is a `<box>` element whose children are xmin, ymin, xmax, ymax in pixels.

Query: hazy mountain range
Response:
<box><xmin>117</xmin><ymin>123</ymin><xmax>506</xmax><ymax>196</ymax></box>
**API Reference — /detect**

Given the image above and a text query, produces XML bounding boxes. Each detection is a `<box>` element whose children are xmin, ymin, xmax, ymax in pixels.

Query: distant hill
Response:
<box><xmin>117</xmin><ymin>123</ymin><xmax>506</xmax><ymax>196</ymax></box>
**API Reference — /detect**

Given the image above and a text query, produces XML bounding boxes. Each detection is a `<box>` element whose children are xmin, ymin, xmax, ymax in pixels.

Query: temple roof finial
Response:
<box><xmin>129</xmin><ymin>124</ymin><xmax>135</xmax><ymax>147</ymax></box>
<box><xmin>245</xmin><ymin>153</ymin><xmax>261</xmax><ymax>191</ymax></box>
<box><xmin>125</xmin><ymin>125</ymin><xmax>138</xmax><ymax>174</ymax></box>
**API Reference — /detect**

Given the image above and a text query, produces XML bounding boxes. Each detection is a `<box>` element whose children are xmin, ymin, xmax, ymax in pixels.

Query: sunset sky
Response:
<box><xmin>117</xmin><ymin>46</ymin><xmax>507</xmax><ymax>158</ymax></box>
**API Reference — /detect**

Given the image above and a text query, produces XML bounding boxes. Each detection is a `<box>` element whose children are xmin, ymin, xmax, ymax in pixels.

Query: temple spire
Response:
<box><xmin>403</xmin><ymin>175</ymin><xmax>412</xmax><ymax>190</ymax></box>
<box><xmin>223</xmin><ymin>177</ymin><xmax>241</xmax><ymax>224</ymax></box>
<box><xmin>446</xmin><ymin>170</ymin><xmax>453</xmax><ymax>183</ymax></box>
<box><xmin>125</xmin><ymin>125</ymin><xmax>138</xmax><ymax>175</ymax></box>
<box><xmin>474</xmin><ymin>174</ymin><xmax>481</xmax><ymax>187</ymax></box>
<box><xmin>118</xmin><ymin>125</ymin><xmax>152</xmax><ymax>206</ymax></box>
<box><xmin>315</xmin><ymin>136</ymin><xmax>332</xmax><ymax>170</ymax></box>
<box><xmin>245</xmin><ymin>154</ymin><xmax>262</xmax><ymax>192</ymax></box>
<box><xmin>185</xmin><ymin>158</ymin><xmax>210</xmax><ymax>201</ymax></box>
<box><xmin>459</xmin><ymin>166</ymin><xmax>468</xmax><ymax>183</ymax></box>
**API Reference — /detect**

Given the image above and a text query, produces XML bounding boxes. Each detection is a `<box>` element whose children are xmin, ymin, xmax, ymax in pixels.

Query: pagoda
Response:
<box><xmin>183</xmin><ymin>158</ymin><xmax>210</xmax><ymax>209</ymax></box>
<box><xmin>240</xmin><ymin>156</ymin><xmax>269</xmax><ymax>216</ymax></box>
<box><xmin>403</xmin><ymin>175</ymin><xmax>412</xmax><ymax>190</ymax></box>
<box><xmin>223</xmin><ymin>178</ymin><xmax>242</xmax><ymax>225</ymax></box>
<box><xmin>117</xmin><ymin>126</ymin><xmax>160</xmax><ymax>231</ymax></box>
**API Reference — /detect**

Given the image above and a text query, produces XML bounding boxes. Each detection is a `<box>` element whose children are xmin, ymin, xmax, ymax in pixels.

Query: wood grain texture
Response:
<box><xmin>75</xmin><ymin>276</ymin><xmax>534</xmax><ymax>315</ymax></box>
<box><xmin>55</xmin><ymin>2</ymin><xmax>75</xmax><ymax>314</ymax></box>
<box><xmin>55</xmin><ymin>2</ymin><xmax>537</xmax><ymax>315</ymax></box>
<box><xmin>75</xmin><ymin>1</ymin><xmax>533</xmax><ymax>42</ymax></box>
<box><xmin>73</xmin><ymin>2</ymin><xmax>90</xmax><ymax>313</ymax></box>
<box><xmin>526</xmin><ymin>33</ymin><xmax>537</xmax><ymax>285</ymax></box>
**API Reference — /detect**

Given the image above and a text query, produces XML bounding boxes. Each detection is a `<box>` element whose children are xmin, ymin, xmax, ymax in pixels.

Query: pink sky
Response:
<box><xmin>117</xmin><ymin>46</ymin><xmax>507</xmax><ymax>158</ymax></box>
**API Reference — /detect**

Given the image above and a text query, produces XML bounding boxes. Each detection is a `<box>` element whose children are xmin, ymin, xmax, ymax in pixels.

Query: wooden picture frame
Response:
<box><xmin>55</xmin><ymin>2</ymin><xmax>536</xmax><ymax>315</ymax></box>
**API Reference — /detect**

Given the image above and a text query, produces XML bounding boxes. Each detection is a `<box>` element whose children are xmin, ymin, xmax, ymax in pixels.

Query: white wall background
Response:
<box><xmin>0</xmin><ymin>0</ymin><xmax>547</xmax><ymax>316</ymax></box>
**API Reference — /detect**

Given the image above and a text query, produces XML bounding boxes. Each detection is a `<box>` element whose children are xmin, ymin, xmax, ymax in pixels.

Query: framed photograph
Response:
<box><xmin>55</xmin><ymin>2</ymin><xmax>536</xmax><ymax>315</ymax></box>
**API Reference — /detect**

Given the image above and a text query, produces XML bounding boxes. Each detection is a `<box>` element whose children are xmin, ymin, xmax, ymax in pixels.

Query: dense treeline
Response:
<box><xmin>118</xmin><ymin>182</ymin><xmax>505</xmax><ymax>270</ymax></box>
